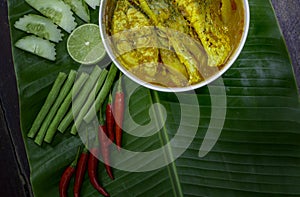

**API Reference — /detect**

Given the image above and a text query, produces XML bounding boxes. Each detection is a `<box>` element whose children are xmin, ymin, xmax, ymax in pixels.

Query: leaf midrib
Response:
<box><xmin>150</xmin><ymin>90</ymin><xmax>184</xmax><ymax>197</ymax></box>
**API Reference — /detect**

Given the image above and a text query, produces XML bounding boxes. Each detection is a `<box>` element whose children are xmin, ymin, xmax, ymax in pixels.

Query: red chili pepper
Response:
<box><xmin>106</xmin><ymin>93</ymin><xmax>115</xmax><ymax>144</ymax></box>
<box><xmin>59</xmin><ymin>147</ymin><xmax>81</xmax><ymax>197</ymax></box>
<box><xmin>88</xmin><ymin>147</ymin><xmax>110</xmax><ymax>197</ymax></box>
<box><xmin>74</xmin><ymin>147</ymin><xmax>89</xmax><ymax>197</ymax></box>
<box><xmin>114</xmin><ymin>73</ymin><xmax>124</xmax><ymax>151</ymax></box>
<box><xmin>98</xmin><ymin>122</ymin><xmax>114</xmax><ymax>180</ymax></box>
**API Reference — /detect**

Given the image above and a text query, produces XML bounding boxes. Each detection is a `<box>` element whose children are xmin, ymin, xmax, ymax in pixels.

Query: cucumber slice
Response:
<box><xmin>84</xmin><ymin>0</ymin><xmax>99</xmax><ymax>9</ymax></box>
<box><xmin>14</xmin><ymin>14</ymin><xmax>63</xmax><ymax>43</ymax></box>
<box><xmin>63</xmin><ymin>0</ymin><xmax>90</xmax><ymax>22</ymax></box>
<box><xmin>15</xmin><ymin>35</ymin><xmax>56</xmax><ymax>61</ymax></box>
<box><xmin>25</xmin><ymin>0</ymin><xmax>77</xmax><ymax>33</ymax></box>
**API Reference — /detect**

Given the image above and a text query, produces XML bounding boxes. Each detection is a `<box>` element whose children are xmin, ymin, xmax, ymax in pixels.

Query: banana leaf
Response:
<box><xmin>7</xmin><ymin>0</ymin><xmax>300</xmax><ymax>196</ymax></box>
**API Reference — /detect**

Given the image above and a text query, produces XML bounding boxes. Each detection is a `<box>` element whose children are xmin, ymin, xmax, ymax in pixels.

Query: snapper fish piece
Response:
<box><xmin>174</xmin><ymin>0</ymin><xmax>232</xmax><ymax>67</ymax></box>
<box><xmin>131</xmin><ymin>0</ymin><xmax>208</xmax><ymax>84</ymax></box>
<box><xmin>112</xmin><ymin>0</ymin><xmax>159</xmax><ymax>81</ymax></box>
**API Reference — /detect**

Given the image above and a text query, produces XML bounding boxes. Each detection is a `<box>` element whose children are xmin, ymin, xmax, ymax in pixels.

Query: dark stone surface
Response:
<box><xmin>0</xmin><ymin>104</ymin><xmax>29</xmax><ymax>197</ymax></box>
<box><xmin>0</xmin><ymin>0</ymin><xmax>299</xmax><ymax>197</ymax></box>
<box><xmin>0</xmin><ymin>0</ymin><xmax>32</xmax><ymax>196</ymax></box>
<box><xmin>271</xmin><ymin>0</ymin><xmax>300</xmax><ymax>92</ymax></box>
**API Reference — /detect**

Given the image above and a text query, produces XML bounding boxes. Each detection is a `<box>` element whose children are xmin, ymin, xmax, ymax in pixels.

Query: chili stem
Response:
<box><xmin>71</xmin><ymin>146</ymin><xmax>82</xmax><ymax>167</ymax></box>
<box><xmin>117</xmin><ymin>71</ymin><xmax>123</xmax><ymax>92</ymax></box>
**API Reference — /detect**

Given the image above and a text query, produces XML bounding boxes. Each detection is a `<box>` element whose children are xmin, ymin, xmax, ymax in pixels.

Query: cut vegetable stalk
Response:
<box><xmin>84</xmin><ymin>0</ymin><xmax>100</xmax><ymax>9</ymax></box>
<box><xmin>58</xmin><ymin>66</ymin><xmax>102</xmax><ymax>133</ymax></box>
<box><xmin>71</xmin><ymin>69</ymin><xmax>108</xmax><ymax>135</ymax></box>
<box><xmin>15</xmin><ymin>35</ymin><xmax>56</xmax><ymax>61</ymax></box>
<box><xmin>34</xmin><ymin>70</ymin><xmax>77</xmax><ymax>145</ymax></box>
<box><xmin>84</xmin><ymin>64</ymin><xmax>118</xmax><ymax>123</ymax></box>
<box><xmin>27</xmin><ymin>72</ymin><xmax>67</xmax><ymax>138</ymax></box>
<box><xmin>14</xmin><ymin>14</ymin><xmax>63</xmax><ymax>43</ymax></box>
<box><xmin>45</xmin><ymin>72</ymin><xmax>89</xmax><ymax>140</ymax></box>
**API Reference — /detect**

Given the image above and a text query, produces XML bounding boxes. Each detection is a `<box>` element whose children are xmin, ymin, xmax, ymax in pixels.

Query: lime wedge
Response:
<box><xmin>67</xmin><ymin>24</ymin><xmax>106</xmax><ymax>65</ymax></box>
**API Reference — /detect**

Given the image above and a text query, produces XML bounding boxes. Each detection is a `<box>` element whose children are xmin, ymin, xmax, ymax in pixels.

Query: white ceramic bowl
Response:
<box><xmin>99</xmin><ymin>0</ymin><xmax>250</xmax><ymax>92</ymax></box>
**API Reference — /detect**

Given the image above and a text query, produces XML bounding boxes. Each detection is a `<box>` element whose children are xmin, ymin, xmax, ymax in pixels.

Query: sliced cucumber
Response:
<box><xmin>63</xmin><ymin>0</ymin><xmax>90</xmax><ymax>22</ymax></box>
<box><xmin>25</xmin><ymin>0</ymin><xmax>77</xmax><ymax>33</ymax></box>
<box><xmin>84</xmin><ymin>0</ymin><xmax>100</xmax><ymax>9</ymax></box>
<box><xmin>15</xmin><ymin>35</ymin><xmax>56</xmax><ymax>61</ymax></box>
<box><xmin>14</xmin><ymin>14</ymin><xmax>63</xmax><ymax>43</ymax></box>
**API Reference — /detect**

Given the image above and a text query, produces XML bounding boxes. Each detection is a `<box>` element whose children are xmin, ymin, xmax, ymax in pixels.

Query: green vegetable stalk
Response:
<box><xmin>34</xmin><ymin>70</ymin><xmax>77</xmax><ymax>145</ymax></box>
<box><xmin>44</xmin><ymin>72</ymin><xmax>89</xmax><ymax>143</ymax></box>
<box><xmin>58</xmin><ymin>66</ymin><xmax>102</xmax><ymax>133</ymax></box>
<box><xmin>71</xmin><ymin>69</ymin><xmax>108</xmax><ymax>135</ymax></box>
<box><xmin>27</xmin><ymin>72</ymin><xmax>67</xmax><ymax>138</ymax></box>
<box><xmin>84</xmin><ymin>64</ymin><xmax>118</xmax><ymax>123</ymax></box>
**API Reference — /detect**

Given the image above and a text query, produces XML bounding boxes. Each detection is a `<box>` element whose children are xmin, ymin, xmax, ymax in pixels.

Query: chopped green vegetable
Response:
<box><xmin>84</xmin><ymin>64</ymin><xmax>118</xmax><ymax>123</ymax></box>
<box><xmin>58</xmin><ymin>66</ymin><xmax>102</xmax><ymax>133</ymax></box>
<box><xmin>14</xmin><ymin>14</ymin><xmax>63</xmax><ymax>43</ymax></box>
<box><xmin>25</xmin><ymin>0</ymin><xmax>77</xmax><ymax>33</ymax></box>
<box><xmin>72</xmin><ymin>73</ymin><xmax>90</xmax><ymax>96</ymax></box>
<box><xmin>27</xmin><ymin>72</ymin><xmax>67</xmax><ymax>138</ymax></box>
<box><xmin>71</xmin><ymin>69</ymin><xmax>108</xmax><ymax>135</ymax></box>
<box><xmin>15</xmin><ymin>35</ymin><xmax>56</xmax><ymax>61</ymax></box>
<box><xmin>33</xmin><ymin>70</ymin><xmax>77</xmax><ymax>145</ymax></box>
<box><xmin>62</xmin><ymin>0</ymin><xmax>90</xmax><ymax>22</ymax></box>
<box><xmin>45</xmin><ymin>72</ymin><xmax>89</xmax><ymax>141</ymax></box>
<box><xmin>84</xmin><ymin>0</ymin><xmax>99</xmax><ymax>9</ymax></box>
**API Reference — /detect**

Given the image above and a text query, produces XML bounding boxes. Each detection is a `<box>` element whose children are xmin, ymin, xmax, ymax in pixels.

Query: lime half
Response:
<box><xmin>67</xmin><ymin>24</ymin><xmax>106</xmax><ymax>65</ymax></box>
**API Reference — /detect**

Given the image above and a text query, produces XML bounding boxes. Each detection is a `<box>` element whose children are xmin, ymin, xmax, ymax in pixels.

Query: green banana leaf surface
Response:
<box><xmin>7</xmin><ymin>0</ymin><xmax>300</xmax><ymax>196</ymax></box>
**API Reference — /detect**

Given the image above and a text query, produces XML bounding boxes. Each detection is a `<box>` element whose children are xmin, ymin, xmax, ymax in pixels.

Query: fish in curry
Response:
<box><xmin>110</xmin><ymin>0</ymin><xmax>245</xmax><ymax>87</ymax></box>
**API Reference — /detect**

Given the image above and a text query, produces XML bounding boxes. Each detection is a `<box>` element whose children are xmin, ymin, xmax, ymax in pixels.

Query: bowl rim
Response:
<box><xmin>99</xmin><ymin>0</ymin><xmax>250</xmax><ymax>92</ymax></box>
